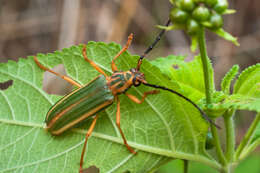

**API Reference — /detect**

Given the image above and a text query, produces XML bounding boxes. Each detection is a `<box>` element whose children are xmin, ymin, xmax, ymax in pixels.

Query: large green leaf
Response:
<box><xmin>0</xmin><ymin>42</ymin><xmax>219</xmax><ymax>173</ymax></box>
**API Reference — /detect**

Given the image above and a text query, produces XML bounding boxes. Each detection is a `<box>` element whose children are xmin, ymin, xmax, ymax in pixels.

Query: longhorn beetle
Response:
<box><xmin>34</xmin><ymin>19</ymin><xmax>218</xmax><ymax>172</ymax></box>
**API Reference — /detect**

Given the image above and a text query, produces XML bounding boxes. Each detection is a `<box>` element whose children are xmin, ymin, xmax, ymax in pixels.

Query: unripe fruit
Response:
<box><xmin>205</xmin><ymin>0</ymin><xmax>218</xmax><ymax>7</ymax></box>
<box><xmin>209</xmin><ymin>13</ymin><xmax>223</xmax><ymax>29</ymax></box>
<box><xmin>180</xmin><ymin>0</ymin><xmax>195</xmax><ymax>11</ymax></box>
<box><xmin>206</xmin><ymin>132</ymin><xmax>214</xmax><ymax>149</ymax></box>
<box><xmin>193</xmin><ymin>0</ymin><xmax>206</xmax><ymax>4</ymax></box>
<box><xmin>187</xmin><ymin>19</ymin><xmax>200</xmax><ymax>34</ymax></box>
<box><xmin>214</xmin><ymin>0</ymin><xmax>228</xmax><ymax>14</ymax></box>
<box><xmin>192</xmin><ymin>6</ymin><xmax>210</xmax><ymax>21</ymax></box>
<box><xmin>170</xmin><ymin>8</ymin><xmax>189</xmax><ymax>23</ymax></box>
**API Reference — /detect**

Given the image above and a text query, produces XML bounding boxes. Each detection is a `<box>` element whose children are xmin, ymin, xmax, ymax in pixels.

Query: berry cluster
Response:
<box><xmin>170</xmin><ymin>0</ymin><xmax>228</xmax><ymax>35</ymax></box>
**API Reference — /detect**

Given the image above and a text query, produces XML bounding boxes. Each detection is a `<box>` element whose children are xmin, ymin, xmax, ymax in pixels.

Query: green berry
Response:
<box><xmin>214</xmin><ymin>0</ymin><xmax>228</xmax><ymax>14</ymax></box>
<box><xmin>170</xmin><ymin>8</ymin><xmax>189</xmax><ymax>23</ymax></box>
<box><xmin>205</xmin><ymin>0</ymin><xmax>218</xmax><ymax>7</ymax></box>
<box><xmin>210</xmin><ymin>13</ymin><xmax>223</xmax><ymax>29</ymax></box>
<box><xmin>180</xmin><ymin>0</ymin><xmax>195</xmax><ymax>11</ymax></box>
<box><xmin>187</xmin><ymin>19</ymin><xmax>200</xmax><ymax>35</ymax></box>
<box><xmin>206</xmin><ymin>132</ymin><xmax>215</xmax><ymax>149</ymax></box>
<box><xmin>193</xmin><ymin>0</ymin><xmax>206</xmax><ymax>4</ymax></box>
<box><xmin>192</xmin><ymin>6</ymin><xmax>210</xmax><ymax>21</ymax></box>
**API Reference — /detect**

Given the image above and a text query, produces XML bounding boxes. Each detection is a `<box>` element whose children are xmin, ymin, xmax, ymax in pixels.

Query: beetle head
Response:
<box><xmin>130</xmin><ymin>68</ymin><xmax>147</xmax><ymax>87</ymax></box>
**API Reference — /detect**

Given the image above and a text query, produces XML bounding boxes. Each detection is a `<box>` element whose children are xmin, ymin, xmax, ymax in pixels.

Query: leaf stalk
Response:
<box><xmin>235</xmin><ymin>112</ymin><xmax>260</xmax><ymax>160</ymax></box>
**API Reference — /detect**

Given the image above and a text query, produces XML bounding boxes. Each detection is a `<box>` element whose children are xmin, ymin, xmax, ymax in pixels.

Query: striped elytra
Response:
<box><xmin>45</xmin><ymin>75</ymin><xmax>114</xmax><ymax>135</ymax></box>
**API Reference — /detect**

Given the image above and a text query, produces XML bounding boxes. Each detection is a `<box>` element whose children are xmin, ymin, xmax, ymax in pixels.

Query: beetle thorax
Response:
<box><xmin>107</xmin><ymin>69</ymin><xmax>145</xmax><ymax>95</ymax></box>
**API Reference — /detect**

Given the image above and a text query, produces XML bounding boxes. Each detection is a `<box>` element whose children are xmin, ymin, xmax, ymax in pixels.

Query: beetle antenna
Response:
<box><xmin>143</xmin><ymin>82</ymin><xmax>221</xmax><ymax>129</ymax></box>
<box><xmin>137</xmin><ymin>19</ymin><xmax>171</xmax><ymax>70</ymax></box>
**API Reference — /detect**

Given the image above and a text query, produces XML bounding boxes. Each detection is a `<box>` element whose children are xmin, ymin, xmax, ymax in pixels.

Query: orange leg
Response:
<box><xmin>115</xmin><ymin>96</ymin><xmax>136</xmax><ymax>154</ymax></box>
<box><xmin>125</xmin><ymin>90</ymin><xmax>159</xmax><ymax>104</ymax></box>
<box><xmin>79</xmin><ymin>115</ymin><xmax>99</xmax><ymax>173</ymax></box>
<box><xmin>34</xmin><ymin>56</ymin><xmax>82</xmax><ymax>88</ymax></box>
<box><xmin>82</xmin><ymin>45</ymin><xmax>108</xmax><ymax>78</ymax></box>
<box><xmin>111</xmin><ymin>33</ymin><xmax>133</xmax><ymax>72</ymax></box>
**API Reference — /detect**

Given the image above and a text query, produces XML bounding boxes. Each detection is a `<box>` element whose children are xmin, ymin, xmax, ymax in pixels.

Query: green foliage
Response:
<box><xmin>221</xmin><ymin>64</ymin><xmax>239</xmax><ymax>94</ymax></box>
<box><xmin>214</xmin><ymin>63</ymin><xmax>260</xmax><ymax>113</ymax></box>
<box><xmin>234</xmin><ymin>64</ymin><xmax>260</xmax><ymax>96</ymax></box>
<box><xmin>0</xmin><ymin>43</ymin><xmax>220</xmax><ymax>173</ymax></box>
<box><xmin>211</xmin><ymin>28</ymin><xmax>239</xmax><ymax>46</ymax></box>
<box><xmin>151</xmin><ymin>49</ymin><xmax>260</xmax><ymax>167</ymax></box>
<box><xmin>151</xmin><ymin>55</ymin><xmax>214</xmax><ymax>103</ymax></box>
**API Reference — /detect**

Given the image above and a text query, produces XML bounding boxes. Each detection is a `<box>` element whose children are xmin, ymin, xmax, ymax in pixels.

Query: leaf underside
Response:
<box><xmin>0</xmin><ymin>42</ymin><xmax>217</xmax><ymax>173</ymax></box>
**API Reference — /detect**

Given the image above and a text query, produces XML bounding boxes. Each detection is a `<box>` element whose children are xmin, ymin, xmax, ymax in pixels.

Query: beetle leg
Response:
<box><xmin>115</xmin><ymin>96</ymin><xmax>136</xmax><ymax>154</ymax></box>
<box><xmin>79</xmin><ymin>114</ymin><xmax>99</xmax><ymax>173</ymax></box>
<box><xmin>125</xmin><ymin>90</ymin><xmax>159</xmax><ymax>104</ymax></box>
<box><xmin>34</xmin><ymin>56</ymin><xmax>82</xmax><ymax>88</ymax></box>
<box><xmin>111</xmin><ymin>33</ymin><xmax>133</xmax><ymax>72</ymax></box>
<box><xmin>82</xmin><ymin>45</ymin><xmax>108</xmax><ymax>78</ymax></box>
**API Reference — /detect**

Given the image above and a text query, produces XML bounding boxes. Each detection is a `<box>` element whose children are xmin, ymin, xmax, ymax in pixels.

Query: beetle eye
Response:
<box><xmin>133</xmin><ymin>77</ymin><xmax>141</xmax><ymax>87</ymax></box>
<box><xmin>132</xmin><ymin>77</ymin><xmax>140</xmax><ymax>86</ymax></box>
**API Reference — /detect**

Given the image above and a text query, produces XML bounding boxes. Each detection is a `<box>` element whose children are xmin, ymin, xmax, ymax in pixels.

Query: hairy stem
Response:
<box><xmin>235</xmin><ymin>112</ymin><xmax>260</xmax><ymax>160</ymax></box>
<box><xmin>211</xmin><ymin>122</ymin><xmax>227</xmax><ymax>166</ymax></box>
<box><xmin>198</xmin><ymin>28</ymin><xmax>227</xmax><ymax>169</ymax></box>
<box><xmin>198</xmin><ymin>28</ymin><xmax>213</xmax><ymax>104</ymax></box>
<box><xmin>224</xmin><ymin>110</ymin><xmax>235</xmax><ymax>162</ymax></box>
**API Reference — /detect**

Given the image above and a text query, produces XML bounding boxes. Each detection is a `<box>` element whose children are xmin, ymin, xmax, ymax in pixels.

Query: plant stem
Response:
<box><xmin>211</xmin><ymin>122</ymin><xmax>227</xmax><ymax>166</ymax></box>
<box><xmin>198</xmin><ymin>28</ymin><xmax>227</xmax><ymax>168</ymax></box>
<box><xmin>183</xmin><ymin>160</ymin><xmax>188</xmax><ymax>173</ymax></box>
<box><xmin>224</xmin><ymin>110</ymin><xmax>235</xmax><ymax>162</ymax></box>
<box><xmin>198</xmin><ymin>28</ymin><xmax>213</xmax><ymax>104</ymax></box>
<box><xmin>235</xmin><ymin>112</ymin><xmax>260</xmax><ymax>160</ymax></box>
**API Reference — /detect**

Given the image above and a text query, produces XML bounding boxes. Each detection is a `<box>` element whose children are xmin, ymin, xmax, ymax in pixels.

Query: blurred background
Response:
<box><xmin>0</xmin><ymin>0</ymin><xmax>259</xmax><ymax>172</ymax></box>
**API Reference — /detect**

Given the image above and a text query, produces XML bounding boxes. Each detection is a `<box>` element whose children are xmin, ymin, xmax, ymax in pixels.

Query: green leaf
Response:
<box><xmin>221</xmin><ymin>64</ymin><xmax>239</xmax><ymax>94</ymax></box>
<box><xmin>234</xmin><ymin>63</ymin><xmax>260</xmax><ymax>97</ymax></box>
<box><xmin>211</xmin><ymin>94</ymin><xmax>260</xmax><ymax>112</ymax></box>
<box><xmin>0</xmin><ymin>43</ymin><xmax>220</xmax><ymax>172</ymax></box>
<box><xmin>151</xmin><ymin>55</ymin><xmax>214</xmax><ymax>103</ymax></box>
<box><xmin>223</xmin><ymin>9</ymin><xmax>236</xmax><ymax>14</ymax></box>
<box><xmin>156</xmin><ymin>23</ymin><xmax>185</xmax><ymax>31</ymax></box>
<box><xmin>150</xmin><ymin>55</ymin><xmax>185</xmax><ymax>78</ymax></box>
<box><xmin>205</xmin><ymin>64</ymin><xmax>260</xmax><ymax>115</ymax></box>
<box><xmin>210</xmin><ymin>28</ymin><xmax>240</xmax><ymax>46</ymax></box>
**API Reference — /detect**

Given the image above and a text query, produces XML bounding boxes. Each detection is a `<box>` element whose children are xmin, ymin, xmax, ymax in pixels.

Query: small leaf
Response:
<box><xmin>221</xmin><ymin>64</ymin><xmax>239</xmax><ymax>94</ymax></box>
<box><xmin>211</xmin><ymin>94</ymin><xmax>260</xmax><ymax>113</ymax></box>
<box><xmin>223</xmin><ymin>9</ymin><xmax>236</xmax><ymax>14</ymax></box>
<box><xmin>156</xmin><ymin>23</ymin><xmax>184</xmax><ymax>31</ymax></box>
<box><xmin>0</xmin><ymin>43</ymin><xmax>217</xmax><ymax>172</ymax></box>
<box><xmin>211</xmin><ymin>28</ymin><xmax>240</xmax><ymax>46</ymax></box>
<box><xmin>234</xmin><ymin>63</ymin><xmax>260</xmax><ymax>97</ymax></box>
